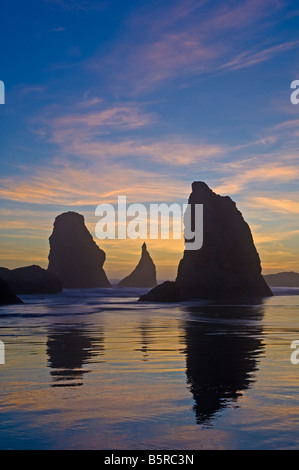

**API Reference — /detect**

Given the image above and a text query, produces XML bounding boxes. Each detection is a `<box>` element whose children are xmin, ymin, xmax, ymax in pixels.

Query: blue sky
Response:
<box><xmin>0</xmin><ymin>0</ymin><xmax>299</xmax><ymax>279</ymax></box>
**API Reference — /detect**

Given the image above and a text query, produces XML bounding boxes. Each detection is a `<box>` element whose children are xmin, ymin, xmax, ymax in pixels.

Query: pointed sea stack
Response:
<box><xmin>140</xmin><ymin>182</ymin><xmax>272</xmax><ymax>301</ymax></box>
<box><xmin>48</xmin><ymin>212</ymin><xmax>111</xmax><ymax>289</ymax></box>
<box><xmin>118</xmin><ymin>243</ymin><xmax>157</xmax><ymax>288</ymax></box>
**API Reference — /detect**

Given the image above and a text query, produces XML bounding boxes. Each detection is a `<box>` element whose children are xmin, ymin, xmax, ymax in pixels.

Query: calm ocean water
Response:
<box><xmin>0</xmin><ymin>286</ymin><xmax>299</xmax><ymax>450</ymax></box>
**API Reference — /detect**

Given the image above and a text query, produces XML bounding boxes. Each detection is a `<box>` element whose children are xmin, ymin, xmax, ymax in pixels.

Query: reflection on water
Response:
<box><xmin>46</xmin><ymin>326</ymin><xmax>104</xmax><ymax>387</ymax></box>
<box><xmin>1</xmin><ymin>289</ymin><xmax>299</xmax><ymax>449</ymax></box>
<box><xmin>184</xmin><ymin>303</ymin><xmax>264</xmax><ymax>425</ymax></box>
<box><xmin>136</xmin><ymin>319</ymin><xmax>151</xmax><ymax>361</ymax></box>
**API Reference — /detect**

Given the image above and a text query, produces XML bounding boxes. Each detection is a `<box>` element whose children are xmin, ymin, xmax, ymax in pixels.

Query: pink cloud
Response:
<box><xmin>43</xmin><ymin>104</ymin><xmax>155</xmax><ymax>133</ymax></box>
<box><xmin>0</xmin><ymin>163</ymin><xmax>190</xmax><ymax>206</ymax></box>
<box><xmin>49</xmin><ymin>135</ymin><xmax>226</xmax><ymax>166</ymax></box>
<box><xmin>34</xmin><ymin>103</ymin><xmax>227</xmax><ymax>166</ymax></box>
<box><xmin>44</xmin><ymin>0</ymin><xmax>108</xmax><ymax>11</ymax></box>
<box><xmin>214</xmin><ymin>162</ymin><xmax>299</xmax><ymax>195</ymax></box>
<box><xmin>88</xmin><ymin>0</ymin><xmax>286</xmax><ymax>93</ymax></box>
<box><xmin>219</xmin><ymin>40</ymin><xmax>299</xmax><ymax>71</ymax></box>
<box><xmin>204</xmin><ymin>0</ymin><xmax>282</xmax><ymax>31</ymax></box>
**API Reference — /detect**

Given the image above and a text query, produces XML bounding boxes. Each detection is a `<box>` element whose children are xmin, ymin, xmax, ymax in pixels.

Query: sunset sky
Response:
<box><xmin>1</xmin><ymin>0</ymin><xmax>299</xmax><ymax>280</ymax></box>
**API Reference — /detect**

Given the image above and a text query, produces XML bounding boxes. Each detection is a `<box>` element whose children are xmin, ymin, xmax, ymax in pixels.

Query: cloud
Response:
<box><xmin>49</xmin><ymin>26</ymin><xmax>66</xmax><ymax>33</ymax></box>
<box><xmin>50</xmin><ymin>106</ymin><xmax>155</xmax><ymax>132</ymax></box>
<box><xmin>271</xmin><ymin>118</ymin><xmax>299</xmax><ymax>135</ymax></box>
<box><xmin>55</xmin><ymin>137</ymin><xmax>226</xmax><ymax>166</ymax></box>
<box><xmin>44</xmin><ymin>0</ymin><xmax>108</xmax><ymax>11</ymax></box>
<box><xmin>34</xmin><ymin>100</ymin><xmax>227</xmax><ymax>166</ymax></box>
<box><xmin>219</xmin><ymin>40</ymin><xmax>299</xmax><ymax>72</ymax></box>
<box><xmin>18</xmin><ymin>85</ymin><xmax>46</xmax><ymax>96</ymax></box>
<box><xmin>252</xmin><ymin>228</ymin><xmax>299</xmax><ymax>244</ymax></box>
<box><xmin>109</xmin><ymin>33</ymin><xmax>220</xmax><ymax>94</ymax></box>
<box><xmin>88</xmin><ymin>0</ymin><xmax>288</xmax><ymax>93</ymax></box>
<box><xmin>0</xmin><ymin>162</ymin><xmax>190</xmax><ymax>206</ymax></box>
<box><xmin>202</xmin><ymin>0</ymin><xmax>283</xmax><ymax>31</ymax></box>
<box><xmin>248</xmin><ymin>197</ymin><xmax>299</xmax><ymax>214</ymax></box>
<box><xmin>33</xmin><ymin>101</ymin><xmax>156</xmax><ymax>145</ymax></box>
<box><xmin>126</xmin><ymin>0</ymin><xmax>207</xmax><ymax>34</ymax></box>
<box><xmin>118</xmin><ymin>38</ymin><xmax>299</xmax><ymax>93</ymax></box>
<box><xmin>0</xmin><ymin>244</ymin><xmax>48</xmax><ymax>268</ymax></box>
<box><xmin>214</xmin><ymin>162</ymin><xmax>299</xmax><ymax>195</ymax></box>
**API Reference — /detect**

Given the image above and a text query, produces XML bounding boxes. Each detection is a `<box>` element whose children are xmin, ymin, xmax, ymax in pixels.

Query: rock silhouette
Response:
<box><xmin>264</xmin><ymin>271</ymin><xmax>299</xmax><ymax>287</ymax></box>
<box><xmin>48</xmin><ymin>211</ymin><xmax>111</xmax><ymax>289</ymax></box>
<box><xmin>118</xmin><ymin>243</ymin><xmax>157</xmax><ymax>288</ymax></box>
<box><xmin>0</xmin><ymin>265</ymin><xmax>62</xmax><ymax>294</ymax></box>
<box><xmin>0</xmin><ymin>277</ymin><xmax>23</xmax><ymax>305</ymax></box>
<box><xmin>140</xmin><ymin>182</ymin><xmax>272</xmax><ymax>301</ymax></box>
<box><xmin>139</xmin><ymin>280</ymin><xmax>181</xmax><ymax>302</ymax></box>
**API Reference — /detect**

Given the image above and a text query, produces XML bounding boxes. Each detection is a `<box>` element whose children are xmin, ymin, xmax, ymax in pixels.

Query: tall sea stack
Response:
<box><xmin>140</xmin><ymin>182</ymin><xmax>272</xmax><ymax>301</ymax></box>
<box><xmin>48</xmin><ymin>212</ymin><xmax>111</xmax><ymax>289</ymax></box>
<box><xmin>118</xmin><ymin>243</ymin><xmax>157</xmax><ymax>288</ymax></box>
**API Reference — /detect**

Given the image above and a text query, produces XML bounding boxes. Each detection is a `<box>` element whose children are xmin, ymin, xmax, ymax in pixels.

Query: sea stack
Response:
<box><xmin>140</xmin><ymin>182</ymin><xmax>272</xmax><ymax>301</ymax></box>
<box><xmin>118</xmin><ymin>243</ymin><xmax>157</xmax><ymax>288</ymax></box>
<box><xmin>48</xmin><ymin>211</ymin><xmax>111</xmax><ymax>289</ymax></box>
<box><xmin>0</xmin><ymin>277</ymin><xmax>23</xmax><ymax>305</ymax></box>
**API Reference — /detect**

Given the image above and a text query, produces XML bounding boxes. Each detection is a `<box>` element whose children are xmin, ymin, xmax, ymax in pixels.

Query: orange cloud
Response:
<box><xmin>248</xmin><ymin>197</ymin><xmax>299</xmax><ymax>215</ymax></box>
<box><xmin>0</xmin><ymin>158</ymin><xmax>195</xmax><ymax>207</ymax></box>
<box><xmin>51</xmin><ymin>106</ymin><xmax>155</xmax><ymax>131</ymax></box>
<box><xmin>214</xmin><ymin>163</ymin><xmax>299</xmax><ymax>195</ymax></box>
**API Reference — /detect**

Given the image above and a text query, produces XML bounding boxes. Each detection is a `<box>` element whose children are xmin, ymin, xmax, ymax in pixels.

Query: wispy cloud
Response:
<box><xmin>18</xmin><ymin>85</ymin><xmax>46</xmax><ymax>96</ymax></box>
<box><xmin>89</xmin><ymin>0</ymin><xmax>289</xmax><ymax>93</ymax></box>
<box><xmin>34</xmin><ymin>101</ymin><xmax>156</xmax><ymax>143</ymax></box>
<box><xmin>33</xmin><ymin>100</ymin><xmax>227</xmax><ymax>166</ymax></box>
<box><xmin>48</xmin><ymin>26</ymin><xmax>66</xmax><ymax>33</ymax></box>
<box><xmin>248</xmin><ymin>196</ymin><xmax>299</xmax><ymax>214</ymax></box>
<box><xmin>0</xmin><ymin>162</ymin><xmax>190</xmax><ymax>206</ymax></box>
<box><xmin>51</xmin><ymin>106</ymin><xmax>155</xmax><ymax>132</ymax></box>
<box><xmin>101</xmin><ymin>33</ymin><xmax>220</xmax><ymax>94</ymax></box>
<box><xmin>201</xmin><ymin>0</ymin><xmax>283</xmax><ymax>31</ymax></box>
<box><xmin>252</xmin><ymin>228</ymin><xmax>299</xmax><ymax>244</ymax></box>
<box><xmin>214</xmin><ymin>161</ymin><xmax>299</xmax><ymax>195</ymax></box>
<box><xmin>271</xmin><ymin>118</ymin><xmax>299</xmax><ymax>137</ymax></box>
<box><xmin>44</xmin><ymin>0</ymin><xmax>108</xmax><ymax>11</ymax></box>
<box><xmin>219</xmin><ymin>40</ymin><xmax>299</xmax><ymax>72</ymax></box>
<box><xmin>54</xmin><ymin>137</ymin><xmax>226</xmax><ymax>166</ymax></box>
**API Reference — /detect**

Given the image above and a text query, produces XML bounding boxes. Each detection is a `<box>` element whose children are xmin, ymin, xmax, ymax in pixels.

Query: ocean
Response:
<box><xmin>0</xmin><ymin>287</ymin><xmax>299</xmax><ymax>450</ymax></box>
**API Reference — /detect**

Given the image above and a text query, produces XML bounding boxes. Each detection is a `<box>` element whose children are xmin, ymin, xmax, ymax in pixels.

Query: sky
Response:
<box><xmin>0</xmin><ymin>0</ymin><xmax>299</xmax><ymax>280</ymax></box>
